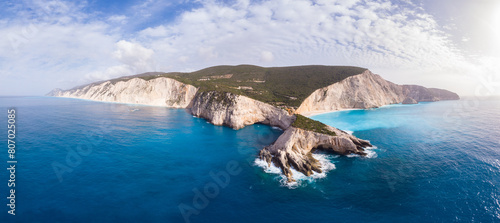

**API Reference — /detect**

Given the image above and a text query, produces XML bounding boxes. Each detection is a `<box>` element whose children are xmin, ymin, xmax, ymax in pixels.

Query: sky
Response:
<box><xmin>0</xmin><ymin>0</ymin><xmax>499</xmax><ymax>96</ymax></box>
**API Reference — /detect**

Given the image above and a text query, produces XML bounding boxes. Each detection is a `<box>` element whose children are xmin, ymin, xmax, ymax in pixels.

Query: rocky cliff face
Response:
<box><xmin>401</xmin><ymin>85</ymin><xmax>439</xmax><ymax>102</ymax></box>
<box><xmin>428</xmin><ymin>88</ymin><xmax>460</xmax><ymax>100</ymax></box>
<box><xmin>259</xmin><ymin>126</ymin><xmax>372</xmax><ymax>182</ymax></box>
<box><xmin>48</xmin><ymin>68</ymin><xmax>459</xmax><ymax>184</ymax></box>
<box><xmin>402</xmin><ymin>97</ymin><xmax>418</xmax><ymax>104</ymax></box>
<box><xmin>189</xmin><ymin>91</ymin><xmax>294</xmax><ymax>130</ymax></box>
<box><xmin>295</xmin><ymin>70</ymin><xmax>404</xmax><ymax>115</ymax></box>
<box><xmin>296</xmin><ymin>70</ymin><xmax>459</xmax><ymax>115</ymax></box>
<box><xmin>48</xmin><ymin>77</ymin><xmax>294</xmax><ymax>130</ymax></box>
<box><xmin>48</xmin><ymin>77</ymin><xmax>198</xmax><ymax>108</ymax></box>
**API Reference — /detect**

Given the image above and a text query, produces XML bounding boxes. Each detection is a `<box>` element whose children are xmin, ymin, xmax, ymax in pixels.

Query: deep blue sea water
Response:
<box><xmin>0</xmin><ymin>96</ymin><xmax>499</xmax><ymax>223</ymax></box>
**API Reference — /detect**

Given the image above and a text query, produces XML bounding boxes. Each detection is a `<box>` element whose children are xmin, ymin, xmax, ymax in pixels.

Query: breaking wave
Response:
<box><xmin>346</xmin><ymin>146</ymin><xmax>378</xmax><ymax>158</ymax></box>
<box><xmin>254</xmin><ymin>153</ymin><xmax>339</xmax><ymax>189</ymax></box>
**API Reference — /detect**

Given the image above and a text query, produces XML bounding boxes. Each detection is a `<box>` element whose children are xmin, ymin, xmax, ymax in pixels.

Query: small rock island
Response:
<box><xmin>48</xmin><ymin>65</ymin><xmax>459</xmax><ymax>181</ymax></box>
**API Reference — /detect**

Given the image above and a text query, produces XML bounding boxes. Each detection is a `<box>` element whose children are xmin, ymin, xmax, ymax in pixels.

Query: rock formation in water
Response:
<box><xmin>259</xmin><ymin>126</ymin><xmax>372</xmax><ymax>182</ymax></box>
<box><xmin>48</xmin><ymin>65</ymin><xmax>460</xmax><ymax>182</ymax></box>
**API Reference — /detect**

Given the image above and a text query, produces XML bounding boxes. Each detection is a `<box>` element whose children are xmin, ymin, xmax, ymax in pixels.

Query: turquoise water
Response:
<box><xmin>0</xmin><ymin>96</ymin><xmax>499</xmax><ymax>222</ymax></box>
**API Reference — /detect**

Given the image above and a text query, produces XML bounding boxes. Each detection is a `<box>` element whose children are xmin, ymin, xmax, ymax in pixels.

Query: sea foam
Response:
<box><xmin>254</xmin><ymin>153</ymin><xmax>338</xmax><ymax>189</ymax></box>
<box><xmin>346</xmin><ymin>146</ymin><xmax>378</xmax><ymax>158</ymax></box>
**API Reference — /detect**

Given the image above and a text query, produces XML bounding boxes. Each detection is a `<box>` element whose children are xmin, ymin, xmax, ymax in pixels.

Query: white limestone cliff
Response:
<box><xmin>296</xmin><ymin>70</ymin><xmax>459</xmax><ymax>116</ymax></box>
<box><xmin>48</xmin><ymin>77</ymin><xmax>198</xmax><ymax>108</ymax></box>
<box><xmin>49</xmin><ymin>78</ymin><xmax>294</xmax><ymax>130</ymax></box>
<box><xmin>296</xmin><ymin>70</ymin><xmax>404</xmax><ymax>115</ymax></box>
<box><xmin>48</xmin><ymin>68</ymin><xmax>459</xmax><ymax>184</ymax></box>
<box><xmin>189</xmin><ymin>91</ymin><xmax>294</xmax><ymax>130</ymax></box>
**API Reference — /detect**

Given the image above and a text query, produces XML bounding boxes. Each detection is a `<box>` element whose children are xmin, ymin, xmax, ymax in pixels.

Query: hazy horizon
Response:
<box><xmin>1</xmin><ymin>0</ymin><xmax>499</xmax><ymax>97</ymax></box>
<box><xmin>0</xmin><ymin>64</ymin><xmax>496</xmax><ymax>98</ymax></box>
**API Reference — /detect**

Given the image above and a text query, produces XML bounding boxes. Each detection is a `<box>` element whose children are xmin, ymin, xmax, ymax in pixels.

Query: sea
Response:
<box><xmin>0</xmin><ymin>96</ymin><xmax>499</xmax><ymax>223</ymax></box>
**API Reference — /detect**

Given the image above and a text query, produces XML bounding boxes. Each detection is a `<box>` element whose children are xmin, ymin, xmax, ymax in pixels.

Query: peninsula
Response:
<box><xmin>48</xmin><ymin>65</ymin><xmax>459</xmax><ymax>181</ymax></box>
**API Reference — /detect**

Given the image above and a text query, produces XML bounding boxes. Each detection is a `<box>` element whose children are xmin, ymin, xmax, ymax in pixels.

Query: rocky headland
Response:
<box><xmin>48</xmin><ymin>65</ymin><xmax>459</xmax><ymax>182</ymax></box>
<box><xmin>259</xmin><ymin>118</ymin><xmax>372</xmax><ymax>182</ymax></box>
<box><xmin>295</xmin><ymin>70</ymin><xmax>460</xmax><ymax>115</ymax></box>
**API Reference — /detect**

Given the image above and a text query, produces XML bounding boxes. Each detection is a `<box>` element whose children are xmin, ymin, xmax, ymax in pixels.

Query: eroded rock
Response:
<box><xmin>259</xmin><ymin>126</ymin><xmax>372</xmax><ymax>182</ymax></box>
<box><xmin>189</xmin><ymin>91</ymin><xmax>294</xmax><ymax>130</ymax></box>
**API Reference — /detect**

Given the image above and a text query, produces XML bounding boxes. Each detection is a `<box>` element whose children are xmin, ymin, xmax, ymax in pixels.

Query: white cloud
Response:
<box><xmin>260</xmin><ymin>51</ymin><xmax>274</xmax><ymax>62</ymax></box>
<box><xmin>0</xmin><ymin>20</ymin><xmax>119</xmax><ymax>95</ymax></box>
<box><xmin>83</xmin><ymin>40</ymin><xmax>157</xmax><ymax>81</ymax></box>
<box><xmin>113</xmin><ymin>40</ymin><xmax>155</xmax><ymax>71</ymax></box>
<box><xmin>131</xmin><ymin>0</ymin><xmax>493</xmax><ymax>96</ymax></box>
<box><xmin>139</xmin><ymin>25</ymin><xmax>168</xmax><ymax>37</ymax></box>
<box><xmin>84</xmin><ymin>65</ymin><xmax>131</xmax><ymax>82</ymax></box>
<box><xmin>178</xmin><ymin>56</ymin><xmax>189</xmax><ymax>63</ymax></box>
<box><xmin>198</xmin><ymin>46</ymin><xmax>218</xmax><ymax>61</ymax></box>
<box><xmin>128</xmin><ymin>0</ymin><xmax>173</xmax><ymax>24</ymax></box>
<box><xmin>108</xmin><ymin>15</ymin><xmax>127</xmax><ymax>24</ymax></box>
<box><xmin>1</xmin><ymin>0</ymin><xmax>498</xmax><ymax>96</ymax></box>
<box><xmin>134</xmin><ymin>0</ymin><xmax>466</xmax><ymax>71</ymax></box>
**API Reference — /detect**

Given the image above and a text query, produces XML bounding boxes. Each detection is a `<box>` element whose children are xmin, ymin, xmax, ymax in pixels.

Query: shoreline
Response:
<box><xmin>45</xmin><ymin>96</ymin><xmax>186</xmax><ymax>108</ymax></box>
<box><xmin>301</xmin><ymin>102</ymin><xmax>433</xmax><ymax>118</ymax></box>
<box><xmin>300</xmin><ymin>108</ymin><xmax>362</xmax><ymax>117</ymax></box>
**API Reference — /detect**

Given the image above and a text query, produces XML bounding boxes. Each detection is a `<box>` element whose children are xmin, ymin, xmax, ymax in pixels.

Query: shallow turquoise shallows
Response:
<box><xmin>0</xmin><ymin>96</ymin><xmax>499</xmax><ymax>222</ymax></box>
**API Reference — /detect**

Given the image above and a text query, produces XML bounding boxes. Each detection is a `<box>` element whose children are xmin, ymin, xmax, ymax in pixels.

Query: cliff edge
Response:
<box><xmin>48</xmin><ymin>65</ymin><xmax>459</xmax><ymax>184</ymax></box>
<box><xmin>47</xmin><ymin>77</ymin><xmax>197</xmax><ymax>108</ymax></box>
<box><xmin>189</xmin><ymin>91</ymin><xmax>294</xmax><ymax>130</ymax></box>
<box><xmin>295</xmin><ymin>70</ymin><xmax>459</xmax><ymax>115</ymax></box>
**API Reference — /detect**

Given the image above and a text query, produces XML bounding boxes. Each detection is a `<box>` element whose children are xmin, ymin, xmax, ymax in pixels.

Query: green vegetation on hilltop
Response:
<box><xmin>91</xmin><ymin>65</ymin><xmax>367</xmax><ymax>107</ymax></box>
<box><xmin>291</xmin><ymin>114</ymin><xmax>336</xmax><ymax>136</ymax></box>
<box><xmin>165</xmin><ymin>65</ymin><xmax>366</xmax><ymax>107</ymax></box>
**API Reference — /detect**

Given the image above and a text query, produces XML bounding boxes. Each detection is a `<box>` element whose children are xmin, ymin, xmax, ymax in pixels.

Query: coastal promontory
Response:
<box><xmin>48</xmin><ymin>65</ymin><xmax>459</xmax><ymax>181</ymax></box>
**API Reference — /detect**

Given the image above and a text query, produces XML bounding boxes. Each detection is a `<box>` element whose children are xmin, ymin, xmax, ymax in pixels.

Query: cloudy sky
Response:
<box><xmin>1</xmin><ymin>0</ymin><xmax>499</xmax><ymax>96</ymax></box>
